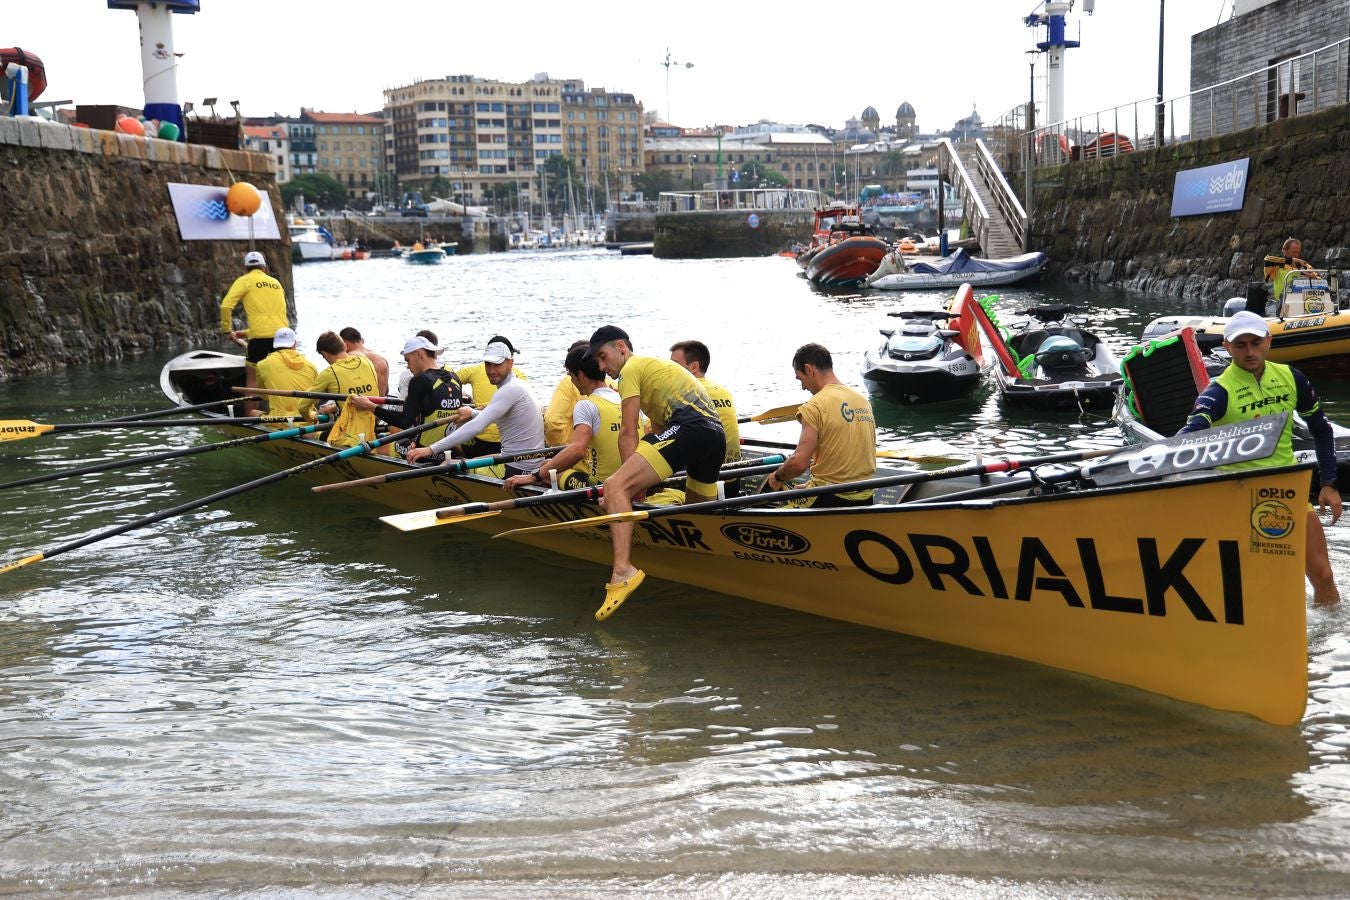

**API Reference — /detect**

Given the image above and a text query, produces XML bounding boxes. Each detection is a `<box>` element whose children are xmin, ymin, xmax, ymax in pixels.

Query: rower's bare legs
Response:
<box><xmin>601</xmin><ymin>453</ymin><xmax>662</xmax><ymax>583</ymax></box>
<box><xmin>1307</xmin><ymin>509</ymin><xmax>1340</xmax><ymax>606</ymax></box>
<box><xmin>241</xmin><ymin>364</ymin><xmax>261</xmax><ymax>417</ymax></box>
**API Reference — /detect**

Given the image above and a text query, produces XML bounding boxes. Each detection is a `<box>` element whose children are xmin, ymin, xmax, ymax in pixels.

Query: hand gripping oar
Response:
<box><xmin>96</xmin><ymin>396</ymin><xmax>265</xmax><ymax>423</ymax></box>
<box><xmin>0</xmin><ymin>417</ymin><xmax>448</xmax><ymax>577</ymax></box>
<box><xmin>309</xmin><ymin>445</ymin><xmax>569</xmax><ymax>494</ymax></box>
<box><xmin>380</xmin><ymin>456</ymin><xmax>788</xmax><ymax>532</ymax></box>
<box><xmin>0</xmin><ymin>420</ymin><xmax>335</xmax><ymax>492</ymax></box>
<box><xmin>737</xmin><ymin>403</ymin><xmax>800</xmax><ymax>425</ymax></box>
<box><xmin>0</xmin><ymin>415</ymin><xmax>324</xmax><ymax>443</ymax></box>
<box><xmin>489</xmin><ymin>416</ymin><xmax>1288</xmax><ymax>540</ymax></box>
<box><xmin>232</xmin><ymin>386</ymin><xmax>399</xmax><ymax>405</ymax></box>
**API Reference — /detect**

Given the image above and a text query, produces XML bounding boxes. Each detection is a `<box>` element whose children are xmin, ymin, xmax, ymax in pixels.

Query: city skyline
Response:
<box><xmin>12</xmin><ymin>1</ymin><xmax>1234</xmax><ymax>135</ymax></box>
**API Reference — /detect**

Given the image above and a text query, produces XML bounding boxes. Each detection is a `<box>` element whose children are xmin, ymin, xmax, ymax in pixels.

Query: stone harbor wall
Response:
<box><xmin>1022</xmin><ymin>103</ymin><xmax>1350</xmax><ymax>303</ymax></box>
<box><xmin>0</xmin><ymin>117</ymin><xmax>287</xmax><ymax>380</ymax></box>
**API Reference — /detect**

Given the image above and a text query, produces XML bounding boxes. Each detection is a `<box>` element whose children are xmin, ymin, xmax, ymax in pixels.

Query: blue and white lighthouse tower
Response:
<box><xmin>107</xmin><ymin>0</ymin><xmax>200</xmax><ymax>141</ymax></box>
<box><xmin>1025</xmin><ymin>0</ymin><xmax>1093</xmax><ymax>128</ymax></box>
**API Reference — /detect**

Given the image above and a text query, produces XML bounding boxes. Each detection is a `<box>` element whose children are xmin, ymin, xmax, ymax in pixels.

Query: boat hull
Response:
<box><xmin>869</xmin><ymin>263</ymin><xmax>1046</xmax><ymax>291</ymax></box>
<box><xmin>406</xmin><ymin>249</ymin><xmax>445</xmax><ymax>264</ymax></box>
<box><xmin>1141</xmin><ymin>312</ymin><xmax>1350</xmax><ymax>364</ymax></box>
<box><xmin>805</xmin><ymin>236</ymin><xmax>890</xmax><ymax>286</ymax></box>
<box><xmin>161</xmin><ymin>351</ymin><xmax>1311</xmax><ymax>725</ymax></box>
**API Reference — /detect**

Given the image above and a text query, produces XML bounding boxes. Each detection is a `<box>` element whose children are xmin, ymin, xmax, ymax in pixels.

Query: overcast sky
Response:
<box><xmin>11</xmin><ymin>1</ymin><xmax>1236</xmax><ymax>134</ymax></box>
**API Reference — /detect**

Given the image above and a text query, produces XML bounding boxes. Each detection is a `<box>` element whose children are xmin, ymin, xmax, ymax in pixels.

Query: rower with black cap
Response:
<box><xmin>584</xmin><ymin>325</ymin><xmax>726</xmax><ymax>620</ymax></box>
<box><xmin>1179</xmin><ymin>309</ymin><xmax>1341</xmax><ymax>606</ymax></box>
<box><xmin>406</xmin><ymin>338</ymin><xmax>544</xmax><ymax>479</ymax></box>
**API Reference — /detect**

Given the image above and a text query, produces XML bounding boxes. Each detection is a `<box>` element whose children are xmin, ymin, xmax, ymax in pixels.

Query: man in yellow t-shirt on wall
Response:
<box><xmin>764</xmin><ymin>343</ymin><xmax>877</xmax><ymax>507</ymax></box>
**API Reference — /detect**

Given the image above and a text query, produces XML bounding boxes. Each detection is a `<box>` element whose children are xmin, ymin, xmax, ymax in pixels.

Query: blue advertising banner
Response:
<box><xmin>167</xmin><ymin>182</ymin><xmax>282</xmax><ymax>241</ymax></box>
<box><xmin>1170</xmin><ymin>158</ymin><xmax>1250</xmax><ymax>217</ymax></box>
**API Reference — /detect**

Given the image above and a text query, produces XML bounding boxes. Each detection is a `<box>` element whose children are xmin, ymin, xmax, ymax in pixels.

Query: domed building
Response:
<box><xmin>833</xmin><ymin>115</ymin><xmax>877</xmax><ymax>147</ymax></box>
<box><xmin>951</xmin><ymin>105</ymin><xmax>984</xmax><ymax>141</ymax></box>
<box><xmin>895</xmin><ymin>101</ymin><xmax>917</xmax><ymax>140</ymax></box>
<box><xmin>861</xmin><ymin>105</ymin><xmax>880</xmax><ymax>134</ymax></box>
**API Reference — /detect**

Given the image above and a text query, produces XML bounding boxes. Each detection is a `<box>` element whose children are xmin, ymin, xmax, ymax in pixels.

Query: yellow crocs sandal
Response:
<box><xmin>596</xmin><ymin>569</ymin><xmax>646</xmax><ymax>621</ymax></box>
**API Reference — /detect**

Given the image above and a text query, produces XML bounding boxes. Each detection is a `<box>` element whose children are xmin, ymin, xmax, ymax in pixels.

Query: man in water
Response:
<box><xmin>669</xmin><ymin>340</ymin><xmax>741</xmax><ymax>463</ymax></box>
<box><xmin>1179</xmin><ymin>310</ymin><xmax>1341</xmax><ymax>605</ymax></box>
<box><xmin>584</xmin><ymin>325</ymin><xmax>725</xmax><ymax>621</ymax></box>
<box><xmin>219</xmin><ymin>250</ymin><xmax>290</xmax><ymax>413</ymax></box>
<box><xmin>763</xmin><ymin>343</ymin><xmax>877</xmax><ymax>508</ymax></box>
<box><xmin>253</xmin><ymin>327</ymin><xmax>315</xmax><ymax>422</ymax></box>
<box><xmin>406</xmin><ymin>339</ymin><xmax>544</xmax><ymax>479</ymax></box>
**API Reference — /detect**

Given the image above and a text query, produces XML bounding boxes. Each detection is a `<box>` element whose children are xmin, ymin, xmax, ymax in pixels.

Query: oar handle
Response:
<box><xmin>310</xmin><ymin>444</ymin><xmax>568</xmax><ymax>493</ymax></box>
<box><xmin>233</xmin><ymin>386</ymin><xmax>397</xmax><ymax>404</ymax></box>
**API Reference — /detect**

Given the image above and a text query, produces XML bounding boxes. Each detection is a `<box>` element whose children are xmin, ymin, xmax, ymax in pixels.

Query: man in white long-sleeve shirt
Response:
<box><xmin>405</xmin><ymin>340</ymin><xmax>545</xmax><ymax>477</ymax></box>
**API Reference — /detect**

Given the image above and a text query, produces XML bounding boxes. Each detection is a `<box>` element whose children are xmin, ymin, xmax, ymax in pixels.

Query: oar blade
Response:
<box><xmin>380</xmin><ymin>509</ymin><xmax>501</xmax><ymax>531</ymax></box>
<box><xmin>0</xmin><ymin>553</ymin><xmax>45</xmax><ymax>575</ymax></box>
<box><xmin>0</xmin><ymin>421</ymin><xmax>54</xmax><ymax>443</ymax></box>
<box><xmin>493</xmin><ymin>510</ymin><xmax>648</xmax><ymax>539</ymax></box>
<box><xmin>877</xmin><ymin>439</ymin><xmax>968</xmax><ymax>464</ymax></box>
<box><xmin>1083</xmin><ymin>413</ymin><xmax>1287</xmax><ymax>486</ymax></box>
<box><xmin>746</xmin><ymin>404</ymin><xmax>801</xmax><ymax>425</ymax></box>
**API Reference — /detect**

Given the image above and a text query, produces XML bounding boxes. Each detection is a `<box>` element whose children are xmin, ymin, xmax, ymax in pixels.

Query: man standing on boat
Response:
<box><xmin>1264</xmin><ymin>237</ymin><xmax>1319</xmax><ymax>302</ymax></box>
<box><xmin>764</xmin><ymin>343</ymin><xmax>877</xmax><ymax>508</ymax></box>
<box><xmin>504</xmin><ymin>343</ymin><xmax>622</xmax><ymax>492</ymax></box>
<box><xmin>405</xmin><ymin>340</ymin><xmax>544</xmax><ymax>480</ymax></box>
<box><xmin>348</xmin><ymin>335</ymin><xmax>465</xmax><ymax>455</ymax></box>
<box><xmin>253</xmin><ymin>327</ymin><xmax>315</xmax><ymax>421</ymax></box>
<box><xmin>670</xmin><ymin>340</ymin><xmax>741</xmax><ymax>463</ymax></box>
<box><xmin>1179</xmin><ymin>310</ymin><xmax>1341</xmax><ymax>606</ymax></box>
<box><xmin>585</xmin><ymin>326</ymin><xmax>725</xmax><ymax>621</ymax></box>
<box><xmin>219</xmin><ymin>251</ymin><xmax>291</xmax><ymax>413</ymax></box>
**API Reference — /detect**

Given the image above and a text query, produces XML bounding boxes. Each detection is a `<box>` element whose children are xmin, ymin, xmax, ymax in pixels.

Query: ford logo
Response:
<box><xmin>720</xmin><ymin>523</ymin><xmax>811</xmax><ymax>555</ymax></box>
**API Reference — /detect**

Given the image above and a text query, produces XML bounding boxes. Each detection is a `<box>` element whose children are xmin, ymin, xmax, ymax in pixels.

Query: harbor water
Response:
<box><xmin>1</xmin><ymin>251</ymin><xmax>1349</xmax><ymax>897</ymax></box>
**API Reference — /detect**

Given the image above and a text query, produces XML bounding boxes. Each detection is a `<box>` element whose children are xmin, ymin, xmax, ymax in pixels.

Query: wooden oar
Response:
<box><xmin>97</xmin><ymin>396</ymin><xmax>264</xmax><ymax>423</ymax></box>
<box><xmin>380</xmin><ymin>456</ymin><xmax>787</xmax><ymax>532</ymax></box>
<box><xmin>232</xmin><ymin>386</ymin><xmax>398</xmax><ymax>404</ymax></box>
<box><xmin>0</xmin><ymin>415</ymin><xmax>324</xmax><ymax>443</ymax></box>
<box><xmin>309</xmin><ymin>445</ymin><xmax>569</xmax><ymax>494</ymax></box>
<box><xmin>489</xmin><ymin>415</ymin><xmax>1287</xmax><ymax>540</ymax></box>
<box><xmin>737</xmin><ymin>403</ymin><xmax>800</xmax><ymax>425</ymax></box>
<box><xmin>743</xmin><ymin>436</ymin><xmax>967</xmax><ymax>464</ymax></box>
<box><xmin>0</xmin><ymin>417</ymin><xmax>449</xmax><ymax>576</ymax></box>
<box><xmin>0</xmin><ymin>421</ymin><xmax>335</xmax><ymax>492</ymax></box>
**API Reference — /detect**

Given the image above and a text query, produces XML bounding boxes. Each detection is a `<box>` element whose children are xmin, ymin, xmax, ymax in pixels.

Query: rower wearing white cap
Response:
<box><xmin>348</xmin><ymin>335</ymin><xmax>465</xmax><ymax>454</ymax></box>
<box><xmin>454</xmin><ymin>335</ymin><xmax>530</xmax><ymax>458</ymax></box>
<box><xmin>1179</xmin><ymin>309</ymin><xmax>1341</xmax><ymax>606</ymax></box>
<box><xmin>406</xmin><ymin>339</ymin><xmax>545</xmax><ymax>478</ymax></box>
<box><xmin>219</xmin><ymin>250</ymin><xmax>291</xmax><ymax>411</ymax></box>
<box><xmin>253</xmin><ymin>327</ymin><xmax>316</xmax><ymax>422</ymax></box>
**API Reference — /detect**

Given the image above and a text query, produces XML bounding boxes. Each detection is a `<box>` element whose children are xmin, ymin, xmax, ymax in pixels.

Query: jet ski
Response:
<box><xmin>971</xmin><ymin>302</ymin><xmax>1123</xmax><ymax>411</ymax></box>
<box><xmin>861</xmin><ymin>283</ymin><xmax>990</xmax><ymax>403</ymax></box>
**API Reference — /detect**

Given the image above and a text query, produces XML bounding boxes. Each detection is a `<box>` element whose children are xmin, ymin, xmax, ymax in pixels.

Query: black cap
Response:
<box><xmin>585</xmin><ymin>325</ymin><xmax>630</xmax><ymax>357</ymax></box>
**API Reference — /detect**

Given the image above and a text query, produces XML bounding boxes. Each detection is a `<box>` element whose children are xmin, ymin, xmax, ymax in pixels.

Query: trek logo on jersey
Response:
<box><xmin>1237</xmin><ymin>393</ymin><xmax>1290</xmax><ymax>415</ymax></box>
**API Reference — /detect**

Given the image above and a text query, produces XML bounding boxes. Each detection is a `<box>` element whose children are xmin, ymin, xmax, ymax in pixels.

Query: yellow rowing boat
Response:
<box><xmin>163</xmin><ymin>350</ymin><xmax>1313</xmax><ymax>725</ymax></box>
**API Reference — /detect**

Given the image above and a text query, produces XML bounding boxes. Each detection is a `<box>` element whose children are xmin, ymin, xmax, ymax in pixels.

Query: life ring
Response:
<box><xmin>0</xmin><ymin>48</ymin><xmax>47</xmax><ymax>101</ymax></box>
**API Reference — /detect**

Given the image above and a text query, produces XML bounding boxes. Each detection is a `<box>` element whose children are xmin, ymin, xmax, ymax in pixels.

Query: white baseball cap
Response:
<box><xmin>482</xmin><ymin>341</ymin><xmax>513</xmax><ymax>364</ymax></box>
<box><xmin>272</xmin><ymin>327</ymin><xmax>297</xmax><ymax>348</ymax></box>
<box><xmin>402</xmin><ymin>336</ymin><xmax>437</xmax><ymax>355</ymax></box>
<box><xmin>1223</xmin><ymin>310</ymin><xmax>1270</xmax><ymax>341</ymax></box>
<box><xmin>244</xmin><ymin>250</ymin><xmax>266</xmax><ymax>267</ymax></box>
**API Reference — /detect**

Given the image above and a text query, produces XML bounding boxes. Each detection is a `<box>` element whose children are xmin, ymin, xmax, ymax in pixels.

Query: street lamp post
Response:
<box><xmin>1024</xmin><ymin>49</ymin><xmax>1038</xmax><ymax>252</ymax></box>
<box><xmin>1155</xmin><ymin>0</ymin><xmax>1166</xmax><ymax>146</ymax></box>
<box><xmin>662</xmin><ymin>48</ymin><xmax>694</xmax><ymax>124</ymax></box>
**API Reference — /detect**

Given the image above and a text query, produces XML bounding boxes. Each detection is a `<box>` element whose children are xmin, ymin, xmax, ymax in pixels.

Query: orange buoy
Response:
<box><xmin>226</xmin><ymin>182</ymin><xmax>263</xmax><ymax>217</ymax></box>
<box><xmin>114</xmin><ymin>115</ymin><xmax>145</xmax><ymax>136</ymax></box>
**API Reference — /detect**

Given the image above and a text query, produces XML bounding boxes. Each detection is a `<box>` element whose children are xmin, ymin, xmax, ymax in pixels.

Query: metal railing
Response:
<box><xmin>656</xmin><ymin>187</ymin><xmax>824</xmax><ymax>213</ymax></box>
<box><xmin>936</xmin><ymin>138</ymin><xmax>993</xmax><ymax>253</ymax></box>
<box><xmin>973</xmin><ymin>138</ymin><xmax>1026</xmax><ymax>250</ymax></box>
<box><xmin>989</xmin><ymin>37</ymin><xmax>1349</xmax><ymax>170</ymax></box>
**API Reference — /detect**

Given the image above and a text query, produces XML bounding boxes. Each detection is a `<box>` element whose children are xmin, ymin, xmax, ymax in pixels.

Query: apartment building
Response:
<box><xmin>305</xmin><ymin>110</ymin><xmax>386</xmax><ymax>201</ymax></box>
<box><xmin>243</xmin><ymin>124</ymin><xmax>290</xmax><ymax>182</ymax></box>
<box><xmin>383</xmin><ymin>74</ymin><xmax>642</xmax><ymax>205</ymax></box>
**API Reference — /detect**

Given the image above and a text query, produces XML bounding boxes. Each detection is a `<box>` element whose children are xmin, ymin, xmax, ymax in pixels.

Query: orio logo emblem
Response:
<box><xmin>720</xmin><ymin>523</ymin><xmax>810</xmax><ymax>555</ymax></box>
<box><xmin>1250</xmin><ymin>499</ymin><xmax>1295</xmax><ymax>540</ymax></box>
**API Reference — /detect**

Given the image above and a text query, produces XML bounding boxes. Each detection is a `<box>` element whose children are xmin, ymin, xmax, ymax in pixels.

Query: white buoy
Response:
<box><xmin>107</xmin><ymin>0</ymin><xmax>200</xmax><ymax>140</ymax></box>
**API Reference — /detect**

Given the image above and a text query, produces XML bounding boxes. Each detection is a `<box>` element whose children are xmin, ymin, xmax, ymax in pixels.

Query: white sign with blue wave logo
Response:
<box><xmin>167</xmin><ymin>183</ymin><xmax>282</xmax><ymax>241</ymax></box>
<box><xmin>1170</xmin><ymin>158</ymin><xmax>1250</xmax><ymax>217</ymax></box>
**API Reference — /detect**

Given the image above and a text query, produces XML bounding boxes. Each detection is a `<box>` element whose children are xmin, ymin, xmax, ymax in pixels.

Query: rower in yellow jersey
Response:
<box><xmin>669</xmin><ymin>339</ymin><xmax>741</xmax><ymax>463</ymax></box>
<box><xmin>299</xmin><ymin>330</ymin><xmax>381</xmax><ymax>449</ymax></box>
<box><xmin>253</xmin><ymin>327</ymin><xmax>316</xmax><ymax>421</ymax></box>
<box><xmin>584</xmin><ymin>326</ymin><xmax>725</xmax><ymax>621</ymax></box>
